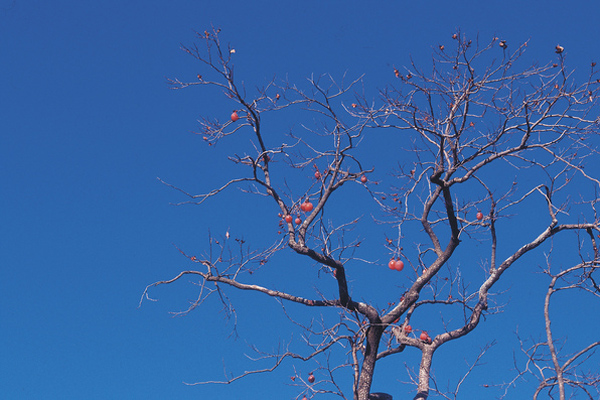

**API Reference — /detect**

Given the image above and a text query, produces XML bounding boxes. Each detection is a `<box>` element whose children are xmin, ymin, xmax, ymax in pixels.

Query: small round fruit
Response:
<box><xmin>394</xmin><ymin>260</ymin><xmax>404</xmax><ymax>271</ymax></box>
<box><xmin>420</xmin><ymin>331</ymin><xmax>429</xmax><ymax>341</ymax></box>
<box><xmin>388</xmin><ymin>259</ymin><xmax>396</xmax><ymax>270</ymax></box>
<box><xmin>300</xmin><ymin>202</ymin><xmax>307</xmax><ymax>212</ymax></box>
<box><xmin>315</xmin><ymin>171</ymin><xmax>321</xmax><ymax>179</ymax></box>
<box><xmin>304</xmin><ymin>201</ymin><xmax>313</xmax><ymax>212</ymax></box>
<box><xmin>308</xmin><ymin>373</ymin><xmax>315</xmax><ymax>383</ymax></box>
<box><xmin>476</xmin><ymin>211</ymin><xmax>483</xmax><ymax>221</ymax></box>
<box><xmin>230</xmin><ymin>111</ymin><xmax>239</xmax><ymax>122</ymax></box>
<box><xmin>360</xmin><ymin>175</ymin><xmax>367</xmax><ymax>183</ymax></box>
<box><xmin>285</xmin><ymin>215</ymin><xmax>293</xmax><ymax>223</ymax></box>
<box><xmin>404</xmin><ymin>325</ymin><xmax>412</xmax><ymax>333</ymax></box>
<box><xmin>295</xmin><ymin>217</ymin><xmax>302</xmax><ymax>225</ymax></box>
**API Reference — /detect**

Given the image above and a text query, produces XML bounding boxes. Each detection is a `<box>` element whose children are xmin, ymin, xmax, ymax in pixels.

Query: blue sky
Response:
<box><xmin>2</xmin><ymin>1</ymin><xmax>600</xmax><ymax>399</ymax></box>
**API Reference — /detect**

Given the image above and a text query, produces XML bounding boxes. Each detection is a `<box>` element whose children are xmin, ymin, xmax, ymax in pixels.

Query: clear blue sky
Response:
<box><xmin>1</xmin><ymin>1</ymin><xmax>599</xmax><ymax>399</ymax></box>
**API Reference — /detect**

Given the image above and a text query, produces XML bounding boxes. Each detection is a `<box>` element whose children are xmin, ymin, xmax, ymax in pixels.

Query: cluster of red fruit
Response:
<box><xmin>300</xmin><ymin>199</ymin><xmax>314</xmax><ymax>212</ymax></box>
<box><xmin>388</xmin><ymin>258</ymin><xmax>404</xmax><ymax>271</ymax></box>
<box><xmin>282</xmin><ymin>199</ymin><xmax>314</xmax><ymax>226</ymax></box>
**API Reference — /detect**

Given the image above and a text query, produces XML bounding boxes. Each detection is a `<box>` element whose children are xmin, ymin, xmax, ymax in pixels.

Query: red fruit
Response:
<box><xmin>304</xmin><ymin>200</ymin><xmax>313</xmax><ymax>212</ymax></box>
<box><xmin>388</xmin><ymin>259</ymin><xmax>396</xmax><ymax>270</ymax></box>
<box><xmin>295</xmin><ymin>217</ymin><xmax>302</xmax><ymax>225</ymax></box>
<box><xmin>230</xmin><ymin>111</ymin><xmax>239</xmax><ymax>122</ymax></box>
<box><xmin>302</xmin><ymin>397</ymin><xmax>308</xmax><ymax>400</ymax></box>
<box><xmin>300</xmin><ymin>202</ymin><xmax>307</xmax><ymax>212</ymax></box>
<box><xmin>389</xmin><ymin>259</ymin><xmax>404</xmax><ymax>271</ymax></box>
<box><xmin>285</xmin><ymin>215</ymin><xmax>293</xmax><ymax>223</ymax></box>
<box><xmin>308</xmin><ymin>373</ymin><xmax>315</xmax><ymax>383</ymax></box>
<box><xmin>420</xmin><ymin>331</ymin><xmax>429</xmax><ymax>341</ymax></box>
<box><xmin>404</xmin><ymin>325</ymin><xmax>412</xmax><ymax>333</ymax></box>
<box><xmin>315</xmin><ymin>171</ymin><xmax>321</xmax><ymax>179</ymax></box>
<box><xmin>476</xmin><ymin>211</ymin><xmax>483</xmax><ymax>221</ymax></box>
<box><xmin>394</xmin><ymin>260</ymin><xmax>404</xmax><ymax>271</ymax></box>
<box><xmin>360</xmin><ymin>175</ymin><xmax>367</xmax><ymax>183</ymax></box>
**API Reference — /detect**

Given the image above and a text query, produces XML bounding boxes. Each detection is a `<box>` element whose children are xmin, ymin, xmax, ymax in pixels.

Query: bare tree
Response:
<box><xmin>141</xmin><ymin>29</ymin><xmax>600</xmax><ymax>400</ymax></box>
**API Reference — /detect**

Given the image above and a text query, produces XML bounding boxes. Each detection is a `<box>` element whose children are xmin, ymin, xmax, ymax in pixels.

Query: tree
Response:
<box><xmin>141</xmin><ymin>29</ymin><xmax>600</xmax><ymax>400</ymax></box>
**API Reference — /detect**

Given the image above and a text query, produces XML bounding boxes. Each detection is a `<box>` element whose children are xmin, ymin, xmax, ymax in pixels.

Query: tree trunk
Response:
<box><xmin>413</xmin><ymin>346</ymin><xmax>434</xmax><ymax>400</ymax></box>
<box><xmin>356</xmin><ymin>326</ymin><xmax>384</xmax><ymax>400</ymax></box>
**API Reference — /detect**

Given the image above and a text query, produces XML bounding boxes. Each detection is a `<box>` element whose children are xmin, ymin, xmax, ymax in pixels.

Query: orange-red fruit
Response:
<box><xmin>476</xmin><ymin>211</ymin><xmax>483</xmax><ymax>221</ymax></box>
<box><xmin>300</xmin><ymin>202</ymin><xmax>307</xmax><ymax>212</ymax></box>
<box><xmin>295</xmin><ymin>217</ymin><xmax>302</xmax><ymax>225</ymax></box>
<box><xmin>420</xmin><ymin>331</ymin><xmax>429</xmax><ymax>341</ymax></box>
<box><xmin>394</xmin><ymin>260</ymin><xmax>404</xmax><ymax>271</ymax></box>
<box><xmin>308</xmin><ymin>373</ymin><xmax>315</xmax><ymax>383</ymax></box>
<box><xmin>231</xmin><ymin>111</ymin><xmax>239</xmax><ymax>122</ymax></box>
<box><xmin>404</xmin><ymin>325</ymin><xmax>412</xmax><ymax>333</ymax></box>
<box><xmin>389</xmin><ymin>259</ymin><xmax>404</xmax><ymax>271</ymax></box>
<box><xmin>304</xmin><ymin>200</ymin><xmax>313</xmax><ymax>212</ymax></box>
<box><xmin>315</xmin><ymin>171</ymin><xmax>321</xmax><ymax>179</ymax></box>
<box><xmin>360</xmin><ymin>175</ymin><xmax>367</xmax><ymax>183</ymax></box>
<box><xmin>285</xmin><ymin>215</ymin><xmax>293</xmax><ymax>223</ymax></box>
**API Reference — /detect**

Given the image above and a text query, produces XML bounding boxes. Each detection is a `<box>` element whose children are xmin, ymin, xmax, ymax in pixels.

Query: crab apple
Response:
<box><xmin>230</xmin><ymin>111</ymin><xmax>239</xmax><ymax>122</ymax></box>
<box><xmin>295</xmin><ymin>217</ymin><xmax>302</xmax><ymax>225</ymax></box>
<box><xmin>285</xmin><ymin>215</ymin><xmax>293</xmax><ymax>223</ymax></box>
<box><xmin>308</xmin><ymin>373</ymin><xmax>315</xmax><ymax>383</ymax></box>
<box><xmin>394</xmin><ymin>259</ymin><xmax>404</xmax><ymax>271</ymax></box>
<box><xmin>404</xmin><ymin>325</ymin><xmax>412</xmax><ymax>333</ymax></box>
<box><xmin>360</xmin><ymin>175</ymin><xmax>367</xmax><ymax>183</ymax></box>
<box><xmin>476</xmin><ymin>211</ymin><xmax>484</xmax><ymax>221</ymax></box>
<box><xmin>300</xmin><ymin>202</ymin><xmax>307</xmax><ymax>212</ymax></box>
<box><xmin>315</xmin><ymin>171</ymin><xmax>321</xmax><ymax>179</ymax></box>
<box><xmin>420</xmin><ymin>331</ymin><xmax>430</xmax><ymax>341</ymax></box>
<box><xmin>388</xmin><ymin>259</ymin><xmax>396</xmax><ymax>270</ymax></box>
